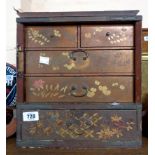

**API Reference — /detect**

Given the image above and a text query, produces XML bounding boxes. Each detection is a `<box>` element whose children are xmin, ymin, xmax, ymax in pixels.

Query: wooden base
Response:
<box><xmin>7</xmin><ymin>136</ymin><xmax>147</xmax><ymax>155</ymax></box>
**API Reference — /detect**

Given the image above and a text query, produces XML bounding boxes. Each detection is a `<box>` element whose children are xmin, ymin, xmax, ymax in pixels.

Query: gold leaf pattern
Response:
<box><xmin>28</xmin><ymin>28</ymin><xmax>50</xmax><ymax>46</ymax></box>
<box><xmin>106</xmin><ymin>30</ymin><xmax>127</xmax><ymax>45</ymax></box>
<box><xmin>85</xmin><ymin>33</ymin><xmax>92</xmax><ymax>39</ymax></box>
<box><xmin>95</xmin><ymin>80</ymin><xmax>100</xmax><ymax>85</ymax></box>
<box><xmin>90</xmin><ymin>87</ymin><xmax>97</xmax><ymax>92</ymax></box>
<box><xmin>120</xmin><ymin>85</ymin><xmax>125</xmax><ymax>90</ymax></box>
<box><xmin>126</xmin><ymin>122</ymin><xmax>135</xmax><ymax>131</ymax></box>
<box><xmin>87</xmin><ymin>91</ymin><xmax>95</xmax><ymax>98</ymax></box>
<box><xmin>84</xmin><ymin>130</ymin><xmax>94</xmax><ymax>138</ymax></box>
<box><xmin>53</xmin><ymin>66</ymin><xmax>60</xmax><ymax>71</ymax></box>
<box><xmin>29</xmin><ymin>127</ymin><xmax>37</xmax><ymax>135</ymax></box>
<box><xmin>36</xmin><ymin>121</ymin><xmax>43</xmax><ymax>128</ymax></box>
<box><xmin>111</xmin><ymin>115</ymin><xmax>122</xmax><ymax>122</ymax></box>
<box><xmin>97</xmin><ymin>127</ymin><xmax>115</xmax><ymax>139</ymax></box>
<box><xmin>62</xmin><ymin>52</ymin><xmax>69</xmax><ymax>56</ymax></box>
<box><xmin>95</xmin><ymin>27</ymin><xmax>103</xmax><ymax>32</ymax></box>
<box><xmin>30</xmin><ymin>82</ymin><xmax>67</xmax><ymax>99</ymax></box>
<box><xmin>112</xmin><ymin>82</ymin><xmax>119</xmax><ymax>87</ymax></box>
<box><xmin>53</xmin><ymin>29</ymin><xmax>61</xmax><ymax>37</ymax></box>
<box><xmin>43</xmin><ymin>127</ymin><xmax>52</xmax><ymax>136</ymax></box>
<box><xmin>98</xmin><ymin>85</ymin><xmax>111</xmax><ymax>96</ymax></box>
<box><xmin>64</xmin><ymin>62</ymin><xmax>75</xmax><ymax>70</ymax></box>
<box><xmin>27</xmin><ymin>112</ymin><xmax>135</xmax><ymax>140</ymax></box>
<box><xmin>60</xmin><ymin>86</ymin><xmax>68</xmax><ymax>93</ymax></box>
<box><xmin>30</xmin><ymin>80</ymin><xmax>127</xmax><ymax>99</ymax></box>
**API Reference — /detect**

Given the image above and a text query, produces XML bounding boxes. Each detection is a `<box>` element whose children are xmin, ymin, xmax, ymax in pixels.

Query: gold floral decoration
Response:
<box><xmin>43</xmin><ymin>127</ymin><xmax>52</xmax><ymax>136</ymax></box>
<box><xmin>30</xmin><ymin>81</ymin><xmax>68</xmax><ymax>99</ymax></box>
<box><xmin>95</xmin><ymin>27</ymin><xmax>103</xmax><ymax>32</ymax></box>
<box><xmin>64</xmin><ymin>62</ymin><xmax>75</xmax><ymax>70</ymax></box>
<box><xmin>84</xmin><ymin>130</ymin><xmax>94</xmax><ymax>138</ymax></box>
<box><xmin>85</xmin><ymin>33</ymin><xmax>92</xmax><ymax>39</ymax></box>
<box><xmin>112</xmin><ymin>82</ymin><xmax>119</xmax><ymax>87</ymax></box>
<box><xmin>120</xmin><ymin>85</ymin><xmax>125</xmax><ymax>90</ymax></box>
<box><xmin>98</xmin><ymin>85</ymin><xmax>111</xmax><ymax>96</ymax></box>
<box><xmin>106</xmin><ymin>29</ymin><xmax>127</xmax><ymax>45</ymax></box>
<box><xmin>53</xmin><ymin>29</ymin><xmax>61</xmax><ymax>37</ymax></box>
<box><xmin>95</xmin><ymin>80</ymin><xmax>100</xmax><ymax>86</ymax></box>
<box><xmin>97</xmin><ymin>127</ymin><xmax>115</xmax><ymax>139</ymax></box>
<box><xmin>111</xmin><ymin>115</ymin><xmax>122</xmax><ymax>122</ymax></box>
<box><xmin>27</xmin><ymin>28</ymin><xmax>50</xmax><ymax>46</ymax></box>
<box><xmin>26</xmin><ymin>112</ymin><xmax>135</xmax><ymax>140</ymax></box>
<box><xmin>126</xmin><ymin>122</ymin><xmax>135</xmax><ymax>131</ymax></box>
<box><xmin>87</xmin><ymin>87</ymin><xmax>97</xmax><ymax>98</ymax></box>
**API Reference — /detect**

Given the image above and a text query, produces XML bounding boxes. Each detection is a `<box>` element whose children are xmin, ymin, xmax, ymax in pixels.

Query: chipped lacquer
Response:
<box><xmin>81</xmin><ymin>25</ymin><xmax>134</xmax><ymax>47</ymax></box>
<box><xmin>25</xmin><ymin>50</ymin><xmax>134</xmax><ymax>74</ymax></box>
<box><xmin>25</xmin><ymin>76</ymin><xmax>133</xmax><ymax>102</ymax></box>
<box><xmin>25</xmin><ymin>26</ymin><xmax>77</xmax><ymax>48</ymax></box>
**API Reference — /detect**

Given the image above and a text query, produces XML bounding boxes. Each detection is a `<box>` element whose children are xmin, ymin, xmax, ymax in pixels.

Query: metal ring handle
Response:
<box><xmin>70</xmin><ymin>86</ymin><xmax>88</xmax><ymax>97</ymax></box>
<box><xmin>70</xmin><ymin>49</ymin><xmax>88</xmax><ymax>61</ymax></box>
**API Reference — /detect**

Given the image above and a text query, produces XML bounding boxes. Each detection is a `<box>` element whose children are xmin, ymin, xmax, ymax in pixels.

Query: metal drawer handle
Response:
<box><xmin>70</xmin><ymin>49</ymin><xmax>88</xmax><ymax>61</ymax></box>
<box><xmin>70</xmin><ymin>86</ymin><xmax>88</xmax><ymax>97</ymax></box>
<box><xmin>106</xmin><ymin>32</ymin><xmax>111</xmax><ymax>37</ymax></box>
<box><xmin>50</xmin><ymin>35</ymin><xmax>55</xmax><ymax>38</ymax></box>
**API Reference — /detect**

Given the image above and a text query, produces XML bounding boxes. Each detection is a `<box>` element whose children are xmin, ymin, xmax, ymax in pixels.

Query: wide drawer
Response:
<box><xmin>17</xmin><ymin>104</ymin><xmax>142</xmax><ymax>148</ymax></box>
<box><xmin>81</xmin><ymin>25</ymin><xmax>134</xmax><ymax>47</ymax></box>
<box><xmin>25</xmin><ymin>50</ymin><xmax>134</xmax><ymax>74</ymax></box>
<box><xmin>25</xmin><ymin>26</ymin><xmax>77</xmax><ymax>48</ymax></box>
<box><xmin>25</xmin><ymin>76</ymin><xmax>133</xmax><ymax>103</ymax></box>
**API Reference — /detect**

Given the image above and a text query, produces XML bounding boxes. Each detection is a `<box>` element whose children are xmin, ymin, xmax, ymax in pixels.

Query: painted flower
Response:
<box><xmin>97</xmin><ymin>127</ymin><xmax>115</xmax><ymax>139</ymax></box>
<box><xmin>90</xmin><ymin>87</ymin><xmax>97</xmax><ymax>92</ymax></box>
<box><xmin>112</xmin><ymin>128</ymin><xmax>123</xmax><ymax>138</ymax></box>
<box><xmin>33</xmin><ymin>79</ymin><xmax>45</xmax><ymax>89</ymax></box>
<box><xmin>120</xmin><ymin>85</ymin><xmax>125</xmax><ymax>90</ymax></box>
<box><xmin>111</xmin><ymin>115</ymin><xmax>122</xmax><ymax>122</ymax></box>
<box><xmin>112</xmin><ymin>82</ymin><xmax>119</xmax><ymax>87</ymax></box>
<box><xmin>87</xmin><ymin>91</ymin><xmax>95</xmax><ymax>98</ymax></box>
<box><xmin>84</xmin><ymin>130</ymin><xmax>94</xmax><ymax>138</ymax></box>
<box><xmin>85</xmin><ymin>33</ymin><xmax>92</xmax><ymax>39</ymax></box>
<box><xmin>95</xmin><ymin>27</ymin><xmax>103</xmax><ymax>32</ymax></box>
<box><xmin>95</xmin><ymin>80</ymin><xmax>100</xmax><ymax>85</ymax></box>
<box><xmin>53</xmin><ymin>29</ymin><xmax>61</xmax><ymax>37</ymax></box>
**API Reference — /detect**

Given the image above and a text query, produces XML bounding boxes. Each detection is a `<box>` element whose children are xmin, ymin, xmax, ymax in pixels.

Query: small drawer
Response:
<box><xmin>25</xmin><ymin>26</ymin><xmax>77</xmax><ymax>48</ymax></box>
<box><xmin>25</xmin><ymin>76</ymin><xmax>133</xmax><ymax>103</ymax></box>
<box><xmin>17</xmin><ymin>104</ymin><xmax>142</xmax><ymax>148</ymax></box>
<box><xmin>25</xmin><ymin>50</ymin><xmax>134</xmax><ymax>74</ymax></box>
<box><xmin>81</xmin><ymin>25</ymin><xmax>134</xmax><ymax>47</ymax></box>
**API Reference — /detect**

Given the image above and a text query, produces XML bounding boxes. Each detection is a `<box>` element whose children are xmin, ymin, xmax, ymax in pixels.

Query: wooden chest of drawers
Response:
<box><xmin>16</xmin><ymin>11</ymin><xmax>142</xmax><ymax>148</ymax></box>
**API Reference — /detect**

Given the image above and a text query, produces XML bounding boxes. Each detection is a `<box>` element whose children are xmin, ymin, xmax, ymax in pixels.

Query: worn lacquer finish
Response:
<box><xmin>25</xmin><ymin>76</ymin><xmax>133</xmax><ymax>103</ymax></box>
<box><xmin>16</xmin><ymin>11</ymin><xmax>142</xmax><ymax>148</ymax></box>
<box><xmin>25</xmin><ymin>26</ymin><xmax>77</xmax><ymax>48</ymax></box>
<box><xmin>20</xmin><ymin>109</ymin><xmax>139</xmax><ymax>142</ymax></box>
<box><xmin>25</xmin><ymin>50</ymin><xmax>134</xmax><ymax>74</ymax></box>
<box><xmin>81</xmin><ymin>25</ymin><xmax>134</xmax><ymax>47</ymax></box>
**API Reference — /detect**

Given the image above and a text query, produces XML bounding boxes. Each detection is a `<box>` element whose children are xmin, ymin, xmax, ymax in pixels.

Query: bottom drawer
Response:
<box><xmin>17</xmin><ymin>103</ymin><xmax>142</xmax><ymax>148</ymax></box>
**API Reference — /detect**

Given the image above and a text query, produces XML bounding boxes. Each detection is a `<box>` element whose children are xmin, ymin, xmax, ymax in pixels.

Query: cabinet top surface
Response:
<box><xmin>16</xmin><ymin>10</ymin><xmax>142</xmax><ymax>23</ymax></box>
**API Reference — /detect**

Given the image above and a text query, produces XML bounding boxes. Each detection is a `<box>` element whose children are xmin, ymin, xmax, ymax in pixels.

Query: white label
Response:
<box><xmin>144</xmin><ymin>36</ymin><xmax>148</xmax><ymax>41</ymax></box>
<box><xmin>111</xmin><ymin>102</ymin><xmax>120</xmax><ymax>106</ymax></box>
<box><xmin>39</xmin><ymin>56</ymin><xmax>50</xmax><ymax>65</ymax></box>
<box><xmin>23</xmin><ymin>112</ymin><xmax>39</xmax><ymax>122</ymax></box>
